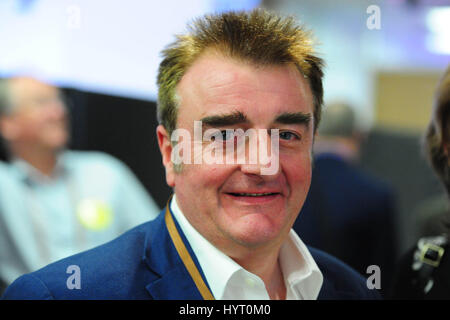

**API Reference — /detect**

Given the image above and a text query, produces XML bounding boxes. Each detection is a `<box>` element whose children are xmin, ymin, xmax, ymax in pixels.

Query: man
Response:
<box><xmin>293</xmin><ymin>102</ymin><xmax>397</xmax><ymax>296</ymax></box>
<box><xmin>2</xmin><ymin>10</ymin><xmax>378</xmax><ymax>300</ymax></box>
<box><xmin>0</xmin><ymin>76</ymin><xmax>160</xmax><ymax>290</ymax></box>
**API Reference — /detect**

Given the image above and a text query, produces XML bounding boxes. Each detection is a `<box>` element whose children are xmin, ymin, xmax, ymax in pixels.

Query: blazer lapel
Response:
<box><xmin>146</xmin><ymin>264</ymin><xmax>204</xmax><ymax>300</ymax></box>
<box><xmin>142</xmin><ymin>206</ymin><xmax>210</xmax><ymax>300</ymax></box>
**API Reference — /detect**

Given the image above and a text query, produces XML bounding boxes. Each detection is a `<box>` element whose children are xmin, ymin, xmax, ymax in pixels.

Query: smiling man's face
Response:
<box><xmin>157</xmin><ymin>51</ymin><xmax>315</xmax><ymax>255</ymax></box>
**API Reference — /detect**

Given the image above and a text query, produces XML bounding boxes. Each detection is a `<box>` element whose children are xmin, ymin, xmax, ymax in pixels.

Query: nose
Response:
<box><xmin>46</xmin><ymin>98</ymin><xmax>67</xmax><ymax>120</ymax></box>
<box><xmin>239</xmin><ymin>129</ymin><xmax>280</xmax><ymax>178</ymax></box>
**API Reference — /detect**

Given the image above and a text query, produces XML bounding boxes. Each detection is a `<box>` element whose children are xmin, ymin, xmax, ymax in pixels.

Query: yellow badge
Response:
<box><xmin>76</xmin><ymin>199</ymin><xmax>113</xmax><ymax>231</ymax></box>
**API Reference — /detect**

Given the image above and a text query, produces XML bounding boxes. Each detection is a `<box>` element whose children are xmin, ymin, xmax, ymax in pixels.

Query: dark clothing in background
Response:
<box><xmin>414</xmin><ymin>195</ymin><xmax>450</xmax><ymax>238</ymax></box>
<box><xmin>293</xmin><ymin>153</ymin><xmax>397</xmax><ymax>296</ymax></box>
<box><xmin>390</xmin><ymin>235</ymin><xmax>450</xmax><ymax>299</ymax></box>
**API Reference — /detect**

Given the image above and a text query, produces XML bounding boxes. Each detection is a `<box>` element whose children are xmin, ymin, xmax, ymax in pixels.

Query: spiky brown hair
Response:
<box><xmin>156</xmin><ymin>9</ymin><xmax>324</xmax><ymax>136</ymax></box>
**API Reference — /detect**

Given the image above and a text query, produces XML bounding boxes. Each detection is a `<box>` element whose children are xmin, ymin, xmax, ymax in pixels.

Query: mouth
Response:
<box><xmin>224</xmin><ymin>191</ymin><xmax>282</xmax><ymax>204</ymax></box>
<box><xmin>227</xmin><ymin>192</ymin><xmax>279</xmax><ymax>197</ymax></box>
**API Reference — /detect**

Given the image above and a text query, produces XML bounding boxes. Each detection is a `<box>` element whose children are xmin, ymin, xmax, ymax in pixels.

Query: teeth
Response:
<box><xmin>236</xmin><ymin>193</ymin><xmax>274</xmax><ymax>196</ymax></box>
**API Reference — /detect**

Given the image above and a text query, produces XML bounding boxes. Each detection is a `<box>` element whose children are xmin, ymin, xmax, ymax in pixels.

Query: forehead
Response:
<box><xmin>8</xmin><ymin>78</ymin><xmax>60</xmax><ymax>114</ymax></box>
<box><xmin>10</xmin><ymin>78</ymin><xmax>59</xmax><ymax>100</ymax></box>
<box><xmin>176</xmin><ymin>52</ymin><xmax>313</xmax><ymax>122</ymax></box>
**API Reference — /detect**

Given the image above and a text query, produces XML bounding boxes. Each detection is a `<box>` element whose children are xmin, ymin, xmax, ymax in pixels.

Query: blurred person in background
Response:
<box><xmin>293</xmin><ymin>102</ymin><xmax>398</xmax><ymax>296</ymax></box>
<box><xmin>0</xmin><ymin>76</ymin><xmax>160</xmax><ymax>294</ymax></box>
<box><xmin>390</xmin><ymin>65</ymin><xmax>450</xmax><ymax>299</ymax></box>
<box><xmin>413</xmin><ymin>193</ymin><xmax>448</xmax><ymax>239</ymax></box>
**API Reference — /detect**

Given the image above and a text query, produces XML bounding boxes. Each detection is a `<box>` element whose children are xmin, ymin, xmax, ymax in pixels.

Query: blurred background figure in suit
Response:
<box><xmin>0</xmin><ymin>76</ymin><xmax>160</xmax><ymax>294</ymax></box>
<box><xmin>390</xmin><ymin>65</ymin><xmax>450</xmax><ymax>300</ymax></box>
<box><xmin>293</xmin><ymin>102</ymin><xmax>398</xmax><ymax>297</ymax></box>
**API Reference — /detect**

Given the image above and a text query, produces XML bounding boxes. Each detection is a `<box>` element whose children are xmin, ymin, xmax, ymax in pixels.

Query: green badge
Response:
<box><xmin>77</xmin><ymin>199</ymin><xmax>113</xmax><ymax>230</ymax></box>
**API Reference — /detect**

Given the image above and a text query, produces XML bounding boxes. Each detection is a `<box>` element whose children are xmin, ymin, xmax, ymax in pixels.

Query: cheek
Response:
<box><xmin>174</xmin><ymin>164</ymin><xmax>235</xmax><ymax>195</ymax></box>
<box><xmin>18</xmin><ymin>119</ymin><xmax>40</xmax><ymax>140</ymax></box>
<box><xmin>281</xmin><ymin>151</ymin><xmax>312</xmax><ymax>197</ymax></box>
<box><xmin>174</xmin><ymin>164</ymin><xmax>237</xmax><ymax>228</ymax></box>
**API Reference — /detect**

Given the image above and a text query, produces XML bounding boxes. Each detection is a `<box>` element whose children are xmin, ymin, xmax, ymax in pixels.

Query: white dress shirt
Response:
<box><xmin>170</xmin><ymin>194</ymin><xmax>323</xmax><ymax>300</ymax></box>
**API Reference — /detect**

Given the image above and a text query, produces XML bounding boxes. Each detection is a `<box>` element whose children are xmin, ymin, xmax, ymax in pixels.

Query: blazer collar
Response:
<box><xmin>142</xmin><ymin>203</ymin><xmax>210</xmax><ymax>300</ymax></box>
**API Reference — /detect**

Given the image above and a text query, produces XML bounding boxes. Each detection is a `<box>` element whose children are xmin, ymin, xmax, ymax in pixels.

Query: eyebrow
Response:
<box><xmin>199</xmin><ymin>110</ymin><xmax>311</xmax><ymax>128</ymax></box>
<box><xmin>200</xmin><ymin>111</ymin><xmax>248</xmax><ymax>128</ymax></box>
<box><xmin>274</xmin><ymin>112</ymin><xmax>311</xmax><ymax>127</ymax></box>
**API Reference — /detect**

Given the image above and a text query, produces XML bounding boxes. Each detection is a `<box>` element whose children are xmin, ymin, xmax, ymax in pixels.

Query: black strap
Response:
<box><xmin>411</xmin><ymin>235</ymin><xmax>447</xmax><ymax>295</ymax></box>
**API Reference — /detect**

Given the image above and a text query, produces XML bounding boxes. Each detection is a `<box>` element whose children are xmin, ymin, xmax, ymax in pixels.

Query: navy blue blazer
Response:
<box><xmin>2</xmin><ymin>205</ymin><xmax>380</xmax><ymax>300</ymax></box>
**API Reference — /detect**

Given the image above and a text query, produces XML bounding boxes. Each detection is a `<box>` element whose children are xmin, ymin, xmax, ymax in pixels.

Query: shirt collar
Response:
<box><xmin>170</xmin><ymin>194</ymin><xmax>323</xmax><ymax>300</ymax></box>
<box><xmin>10</xmin><ymin>151</ymin><xmax>68</xmax><ymax>184</ymax></box>
<box><xmin>280</xmin><ymin>230</ymin><xmax>324</xmax><ymax>299</ymax></box>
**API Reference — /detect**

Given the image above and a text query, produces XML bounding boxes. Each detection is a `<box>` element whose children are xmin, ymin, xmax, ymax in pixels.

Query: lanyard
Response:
<box><xmin>164</xmin><ymin>201</ymin><xmax>215</xmax><ymax>300</ymax></box>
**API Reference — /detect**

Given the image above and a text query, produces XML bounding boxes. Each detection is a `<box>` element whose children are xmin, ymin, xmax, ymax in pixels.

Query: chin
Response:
<box><xmin>224</xmin><ymin>214</ymin><xmax>285</xmax><ymax>247</ymax></box>
<box><xmin>44</xmin><ymin>133</ymin><xmax>69</xmax><ymax>150</ymax></box>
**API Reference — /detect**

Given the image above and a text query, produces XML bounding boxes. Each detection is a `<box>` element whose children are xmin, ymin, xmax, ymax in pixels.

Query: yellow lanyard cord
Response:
<box><xmin>164</xmin><ymin>204</ymin><xmax>215</xmax><ymax>300</ymax></box>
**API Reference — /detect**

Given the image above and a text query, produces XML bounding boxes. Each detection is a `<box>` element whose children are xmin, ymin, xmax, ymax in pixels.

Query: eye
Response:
<box><xmin>279</xmin><ymin>131</ymin><xmax>300</xmax><ymax>141</ymax></box>
<box><xmin>207</xmin><ymin>129</ymin><xmax>235</xmax><ymax>142</ymax></box>
<box><xmin>221</xmin><ymin>130</ymin><xmax>230</xmax><ymax>141</ymax></box>
<box><xmin>216</xmin><ymin>130</ymin><xmax>236</xmax><ymax>141</ymax></box>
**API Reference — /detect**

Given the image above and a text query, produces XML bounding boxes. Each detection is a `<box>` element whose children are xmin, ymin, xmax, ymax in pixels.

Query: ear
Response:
<box><xmin>156</xmin><ymin>124</ymin><xmax>175</xmax><ymax>187</ymax></box>
<box><xmin>0</xmin><ymin>117</ymin><xmax>20</xmax><ymax>141</ymax></box>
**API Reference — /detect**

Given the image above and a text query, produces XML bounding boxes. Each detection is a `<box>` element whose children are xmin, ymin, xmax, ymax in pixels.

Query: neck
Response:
<box><xmin>232</xmin><ymin>245</ymin><xmax>286</xmax><ymax>300</ymax></box>
<box><xmin>12</xmin><ymin>145</ymin><xmax>59</xmax><ymax>177</ymax></box>
<box><xmin>173</xmin><ymin>195</ymin><xmax>288</xmax><ymax>299</ymax></box>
